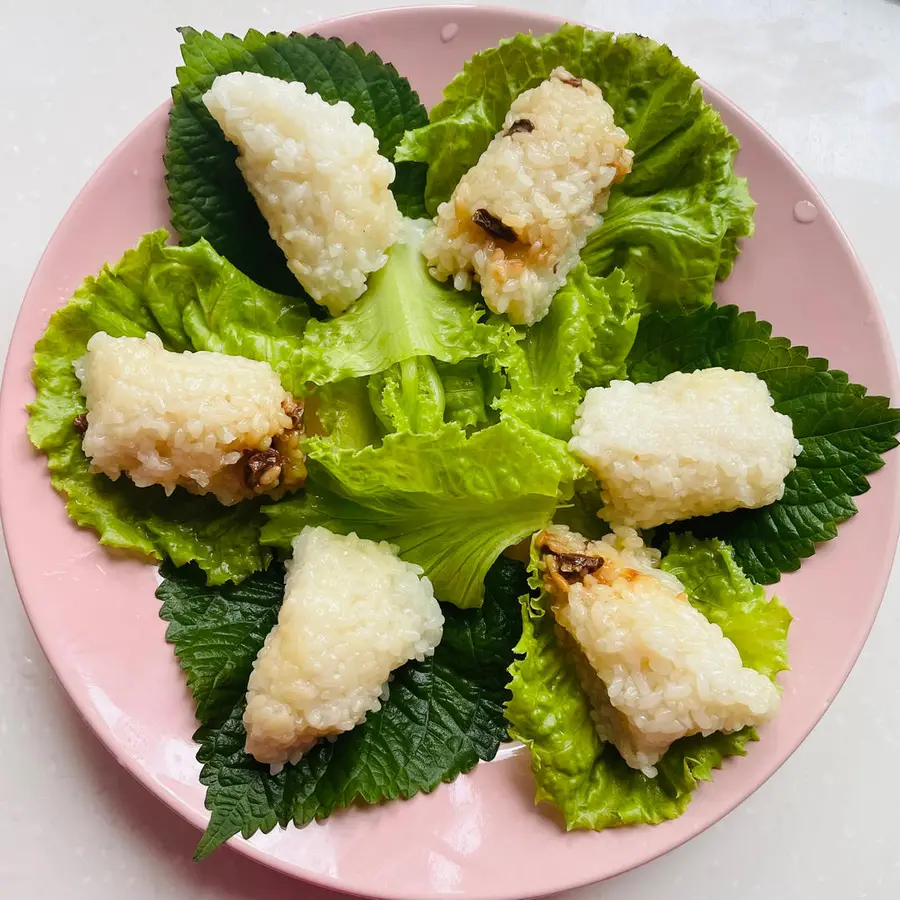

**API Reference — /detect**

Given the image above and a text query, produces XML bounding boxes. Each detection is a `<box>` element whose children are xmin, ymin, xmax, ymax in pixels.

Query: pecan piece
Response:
<box><xmin>472</xmin><ymin>208</ymin><xmax>517</xmax><ymax>243</ymax></box>
<box><xmin>244</xmin><ymin>449</ymin><xmax>284</xmax><ymax>491</ymax></box>
<box><xmin>503</xmin><ymin>118</ymin><xmax>534</xmax><ymax>137</ymax></box>
<box><xmin>281</xmin><ymin>397</ymin><xmax>304</xmax><ymax>432</ymax></box>
<box><xmin>536</xmin><ymin>529</ymin><xmax>605</xmax><ymax>595</ymax></box>
<box><xmin>555</xmin><ymin>553</ymin><xmax>603</xmax><ymax>581</ymax></box>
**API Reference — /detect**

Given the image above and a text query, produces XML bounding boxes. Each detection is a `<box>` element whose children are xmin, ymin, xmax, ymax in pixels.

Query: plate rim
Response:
<box><xmin>2</xmin><ymin>5</ymin><xmax>899</xmax><ymax>899</ymax></box>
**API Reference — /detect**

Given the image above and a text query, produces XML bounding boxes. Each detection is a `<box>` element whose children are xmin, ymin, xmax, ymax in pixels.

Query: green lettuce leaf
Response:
<box><xmin>398</xmin><ymin>26</ymin><xmax>696</xmax><ymax>211</ymax></box>
<box><xmin>27</xmin><ymin>230</ymin><xmax>309</xmax><ymax>584</ymax></box>
<box><xmin>370</xmin><ymin>356</ymin><xmax>503</xmax><ymax>436</ymax></box>
<box><xmin>313</xmin><ymin>356</ymin><xmax>500</xmax><ymax>450</ymax></box>
<box><xmin>368</xmin><ymin>356</ymin><xmax>446</xmax><ymax>434</ymax></box>
<box><xmin>575</xmin><ymin>268</ymin><xmax>641</xmax><ymax>391</ymax></box>
<box><xmin>627</xmin><ymin>304</ymin><xmax>900</xmax><ymax>583</ymax></box>
<box><xmin>316</xmin><ymin>358</ymin><xmax>465</xmax><ymax>447</ymax></box>
<box><xmin>661</xmin><ymin>535</ymin><xmax>791</xmax><ymax>680</ymax></box>
<box><xmin>310</xmin><ymin>378</ymin><xmax>382</xmax><ymax>451</ymax></box>
<box><xmin>581</xmin><ymin>106</ymin><xmax>755</xmax><ymax>310</ymax></box>
<box><xmin>396</xmin><ymin>25</ymin><xmax>753</xmax><ymax>310</ymax></box>
<box><xmin>435</xmin><ymin>357</ymin><xmax>501</xmax><ymax>432</ymax></box>
<box><xmin>262</xmin><ymin>420</ymin><xmax>581</xmax><ymax>608</ymax></box>
<box><xmin>497</xmin><ymin>266</ymin><xmax>639</xmax><ymax>439</ymax></box>
<box><xmin>506</xmin><ymin>534</ymin><xmax>788</xmax><ymax>829</ymax></box>
<box><xmin>166</xmin><ymin>28</ymin><xmax>429</xmax><ymax>297</ymax></box>
<box><xmin>158</xmin><ymin>555</ymin><xmax>526</xmax><ymax>858</ymax></box>
<box><xmin>297</xmin><ymin>220</ymin><xmax>515</xmax><ymax>385</ymax></box>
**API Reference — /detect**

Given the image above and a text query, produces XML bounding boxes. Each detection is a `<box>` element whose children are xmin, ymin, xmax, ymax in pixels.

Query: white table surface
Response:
<box><xmin>2</xmin><ymin>0</ymin><xmax>899</xmax><ymax>896</ymax></box>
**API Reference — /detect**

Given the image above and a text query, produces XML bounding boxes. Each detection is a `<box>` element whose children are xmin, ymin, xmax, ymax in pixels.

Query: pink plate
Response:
<box><xmin>1</xmin><ymin>6</ymin><xmax>898</xmax><ymax>899</ymax></box>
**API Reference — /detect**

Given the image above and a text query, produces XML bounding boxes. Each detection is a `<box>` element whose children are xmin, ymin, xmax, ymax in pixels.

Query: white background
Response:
<box><xmin>1</xmin><ymin>0</ymin><xmax>899</xmax><ymax>897</ymax></box>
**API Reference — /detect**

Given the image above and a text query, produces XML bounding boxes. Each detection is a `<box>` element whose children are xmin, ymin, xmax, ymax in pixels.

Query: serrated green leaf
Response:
<box><xmin>158</xmin><ymin>556</ymin><xmax>526</xmax><ymax>858</ymax></box>
<box><xmin>166</xmin><ymin>28</ymin><xmax>428</xmax><ymax>296</ymax></box>
<box><xmin>158</xmin><ymin>562</ymin><xmax>284</xmax><ymax>722</ymax></box>
<box><xmin>626</xmin><ymin>304</ymin><xmax>900</xmax><ymax>582</ymax></box>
